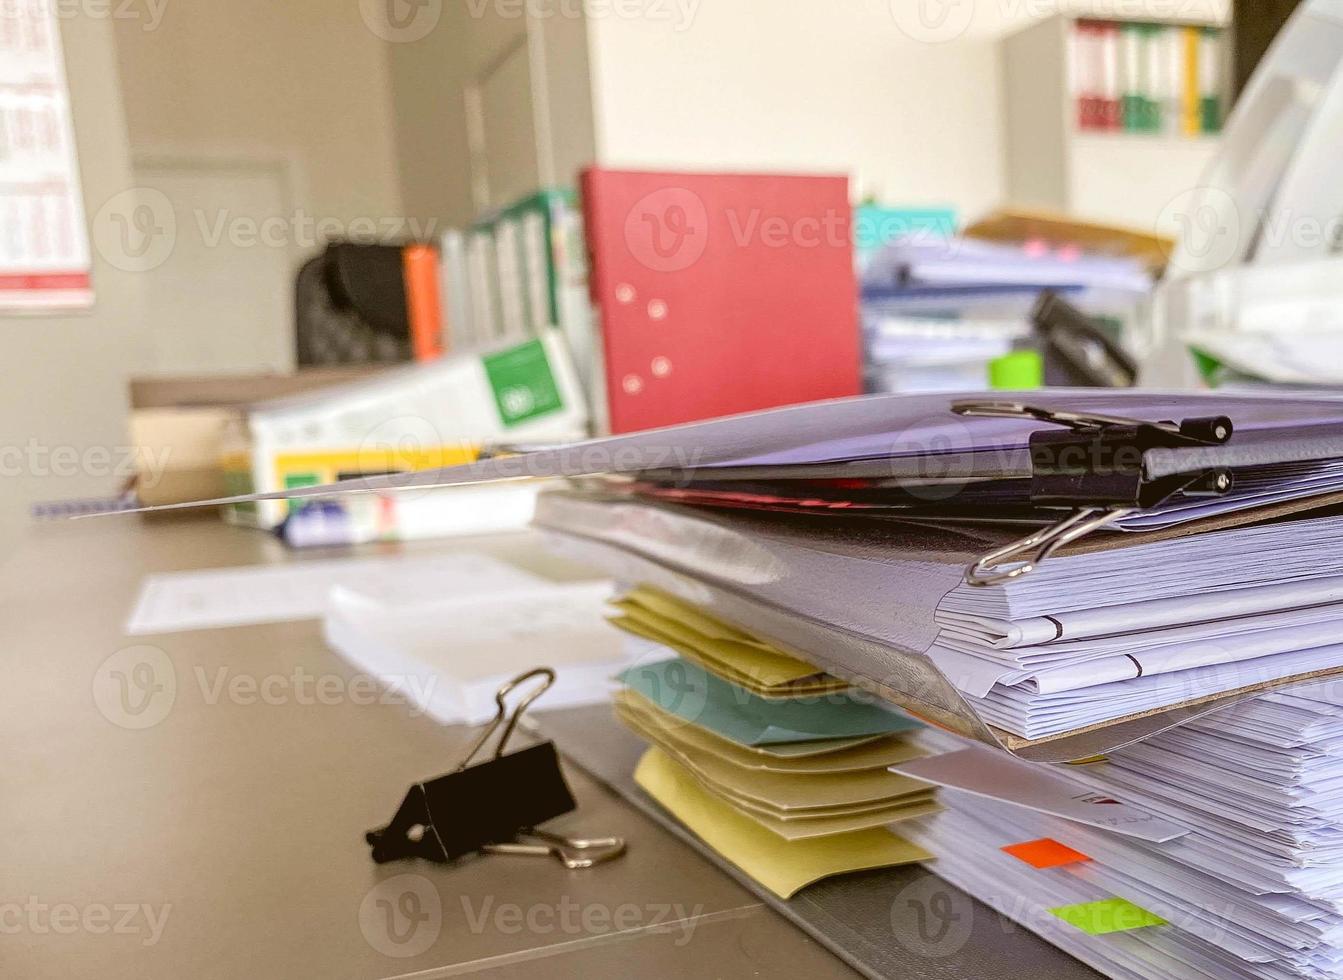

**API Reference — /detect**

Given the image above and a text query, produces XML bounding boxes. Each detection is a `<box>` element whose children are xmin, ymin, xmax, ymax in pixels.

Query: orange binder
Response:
<box><xmin>403</xmin><ymin>244</ymin><xmax>444</xmax><ymax>361</ymax></box>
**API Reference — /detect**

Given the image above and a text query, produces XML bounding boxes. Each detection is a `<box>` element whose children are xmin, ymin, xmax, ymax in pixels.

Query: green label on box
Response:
<box><xmin>483</xmin><ymin>338</ymin><xmax>564</xmax><ymax>428</ymax></box>
<box><xmin>284</xmin><ymin>472</ymin><xmax>320</xmax><ymax>513</ymax></box>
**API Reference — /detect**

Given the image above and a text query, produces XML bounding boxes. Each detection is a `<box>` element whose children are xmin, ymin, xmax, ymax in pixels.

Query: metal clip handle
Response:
<box><xmin>455</xmin><ymin>667</ymin><xmax>556</xmax><ymax>771</ymax></box>
<box><xmin>482</xmin><ymin>829</ymin><xmax>627</xmax><ymax>869</ymax></box>
<box><xmin>952</xmin><ymin>400</ymin><xmax>1232</xmax><ymax>444</ymax></box>
<box><xmin>965</xmin><ymin>508</ymin><xmax>1129</xmax><ymax>587</ymax></box>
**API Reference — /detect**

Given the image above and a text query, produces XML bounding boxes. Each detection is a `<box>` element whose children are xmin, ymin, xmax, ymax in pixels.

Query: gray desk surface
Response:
<box><xmin>1</xmin><ymin>516</ymin><xmax>1097</xmax><ymax>979</ymax></box>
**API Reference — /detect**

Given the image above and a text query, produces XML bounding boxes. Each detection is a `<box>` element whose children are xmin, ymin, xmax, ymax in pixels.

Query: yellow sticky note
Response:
<box><xmin>623</xmin><ymin>587</ymin><xmax>761</xmax><ymax>644</ymax></box>
<box><xmin>634</xmin><ymin>747</ymin><xmax>932</xmax><ymax>898</ymax></box>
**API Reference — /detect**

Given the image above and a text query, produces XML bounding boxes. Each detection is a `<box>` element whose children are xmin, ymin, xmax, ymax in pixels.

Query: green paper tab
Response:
<box><xmin>1049</xmin><ymin>898</ymin><xmax>1166</xmax><ymax>936</ymax></box>
<box><xmin>618</xmin><ymin>657</ymin><xmax>922</xmax><ymax>746</ymax></box>
<box><xmin>482</xmin><ymin>338</ymin><xmax>564</xmax><ymax>428</ymax></box>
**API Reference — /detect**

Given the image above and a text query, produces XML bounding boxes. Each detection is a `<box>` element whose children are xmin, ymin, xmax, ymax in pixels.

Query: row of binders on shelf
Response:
<box><xmin>1071</xmin><ymin>19</ymin><xmax>1225</xmax><ymax>136</ymax></box>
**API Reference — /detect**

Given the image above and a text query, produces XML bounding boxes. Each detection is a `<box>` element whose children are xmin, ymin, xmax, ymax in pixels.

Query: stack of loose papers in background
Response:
<box><xmin>894</xmin><ymin>679</ymin><xmax>1343</xmax><ymax>980</ymax></box>
<box><xmin>613</xmin><ymin>589</ymin><xmax>936</xmax><ymax>898</ymax></box>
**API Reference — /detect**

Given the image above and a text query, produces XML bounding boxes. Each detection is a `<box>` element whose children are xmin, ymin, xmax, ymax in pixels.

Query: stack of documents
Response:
<box><xmin>610</xmin><ymin>589</ymin><xmax>936</xmax><ymax>897</ymax></box>
<box><xmin>124</xmin><ymin>389</ymin><xmax>1343</xmax><ymax>764</ymax></box>
<box><xmin>896</xmin><ymin>678</ymin><xmax>1343</xmax><ymax>980</ymax></box>
<box><xmin>863</xmin><ymin>235</ymin><xmax>1153</xmax><ymax>297</ymax></box>
<box><xmin>860</xmin><ymin>236</ymin><xmax>1150</xmax><ymax>392</ymax></box>
<box><xmin>113</xmin><ymin>383</ymin><xmax>1343</xmax><ymax>973</ymax></box>
<box><xmin>863</xmin><ymin>316</ymin><xmax>1030</xmax><ymax>393</ymax></box>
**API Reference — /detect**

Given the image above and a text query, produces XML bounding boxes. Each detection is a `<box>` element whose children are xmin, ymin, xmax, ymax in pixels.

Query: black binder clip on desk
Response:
<box><xmin>366</xmin><ymin>667</ymin><xmax>625</xmax><ymax>869</ymax></box>
<box><xmin>952</xmin><ymin>401</ymin><xmax>1235</xmax><ymax>587</ymax></box>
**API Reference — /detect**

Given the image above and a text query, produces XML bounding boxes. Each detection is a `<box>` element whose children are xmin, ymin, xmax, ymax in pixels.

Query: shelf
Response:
<box><xmin>1069</xmin><ymin>130</ymin><xmax>1221</xmax><ymax>148</ymax></box>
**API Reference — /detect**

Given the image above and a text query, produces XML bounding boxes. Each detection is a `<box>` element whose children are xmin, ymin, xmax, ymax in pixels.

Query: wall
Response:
<box><xmin>0</xmin><ymin>13</ymin><xmax>147</xmax><ymax>544</ymax></box>
<box><xmin>110</xmin><ymin>0</ymin><xmax>408</xmax><ymax>376</ymax></box>
<box><xmin>384</xmin><ymin>4</ymin><xmax>486</xmax><ymax>231</ymax></box>
<box><xmin>584</xmin><ymin>0</ymin><xmax>1007</xmax><ymax>218</ymax></box>
<box><xmin>583</xmin><ymin>0</ymin><xmax>1233</xmax><ymax>221</ymax></box>
<box><xmin>386</xmin><ymin>2</ymin><xmax>598</xmax><ymax>228</ymax></box>
<box><xmin>112</xmin><ymin>0</ymin><xmax>404</xmax><ymax>227</ymax></box>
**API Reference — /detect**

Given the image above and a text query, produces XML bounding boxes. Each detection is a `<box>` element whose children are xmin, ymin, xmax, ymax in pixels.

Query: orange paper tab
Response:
<box><xmin>1002</xmin><ymin>838</ymin><xmax>1091</xmax><ymax>869</ymax></box>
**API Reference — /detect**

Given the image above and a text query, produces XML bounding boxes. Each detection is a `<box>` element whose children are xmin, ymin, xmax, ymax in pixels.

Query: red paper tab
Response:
<box><xmin>1002</xmin><ymin>838</ymin><xmax>1091</xmax><ymax>869</ymax></box>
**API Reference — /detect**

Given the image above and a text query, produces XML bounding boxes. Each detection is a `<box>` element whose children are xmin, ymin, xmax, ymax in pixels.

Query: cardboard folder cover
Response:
<box><xmin>614</xmin><ymin>690</ymin><xmax>925</xmax><ymax>774</ymax></box>
<box><xmin>634</xmin><ymin>746</ymin><xmax>932</xmax><ymax>897</ymax></box>
<box><xmin>609</xmin><ymin>587</ymin><xmax>848</xmax><ymax>698</ymax></box>
<box><xmin>618</xmin><ymin>657</ymin><xmax>921</xmax><ymax>746</ymax></box>
<box><xmin>615</xmin><ymin>698</ymin><xmax>936</xmax><ymax>840</ymax></box>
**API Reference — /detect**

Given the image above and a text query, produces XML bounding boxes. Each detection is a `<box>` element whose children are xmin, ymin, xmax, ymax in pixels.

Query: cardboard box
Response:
<box><xmin>223</xmin><ymin>330</ymin><xmax>589</xmax><ymax>528</ymax></box>
<box><xmin>127</xmin><ymin>368</ymin><xmax>386</xmax><ymax>507</ymax></box>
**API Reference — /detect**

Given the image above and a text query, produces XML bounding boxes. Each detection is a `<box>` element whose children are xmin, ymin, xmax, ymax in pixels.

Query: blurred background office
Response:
<box><xmin>2</xmin><ymin>0</ymin><xmax>1322</xmax><ymax>546</ymax></box>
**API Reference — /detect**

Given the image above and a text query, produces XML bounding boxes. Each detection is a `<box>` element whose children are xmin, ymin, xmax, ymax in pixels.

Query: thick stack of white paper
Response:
<box><xmin>927</xmin><ymin>520</ymin><xmax>1343</xmax><ymax>739</ymax></box>
<box><xmin>898</xmin><ymin>680</ymin><xmax>1343</xmax><ymax>980</ymax></box>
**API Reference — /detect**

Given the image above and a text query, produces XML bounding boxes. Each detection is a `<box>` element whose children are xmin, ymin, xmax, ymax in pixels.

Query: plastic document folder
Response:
<box><xmin>110</xmin><ymin>388</ymin><xmax>1343</xmax><ymax>761</ymax></box>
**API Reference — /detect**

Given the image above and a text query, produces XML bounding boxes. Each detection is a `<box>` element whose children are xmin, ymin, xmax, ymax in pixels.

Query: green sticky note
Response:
<box><xmin>1049</xmin><ymin>898</ymin><xmax>1166</xmax><ymax>936</ymax></box>
<box><xmin>482</xmin><ymin>338</ymin><xmax>564</xmax><ymax>428</ymax></box>
<box><xmin>618</xmin><ymin>657</ymin><xmax>922</xmax><ymax>746</ymax></box>
<box><xmin>988</xmin><ymin>350</ymin><xmax>1043</xmax><ymax>390</ymax></box>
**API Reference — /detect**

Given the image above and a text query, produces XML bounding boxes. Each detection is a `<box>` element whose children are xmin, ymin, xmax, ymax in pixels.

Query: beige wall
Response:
<box><xmin>387</xmin><ymin>3</ymin><xmax>597</xmax><ymax>229</ymax></box>
<box><xmin>109</xmin><ymin>0</ymin><xmax>410</xmax><ymax>377</ymax></box>
<box><xmin>0</xmin><ymin>14</ymin><xmax>147</xmax><ymax>544</ymax></box>
<box><xmin>585</xmin><ymin>0</ymin><xmax>1007</xmax><ymax>218</ymax></box>
<box><xmin>582</xmin><ymin>0</ymin><xmax>1232</xmax><ymax>220</ymax></box>
<box><xmin>112</xmin><ymin>0</ymin><xmax>404</xmax><ymax>225</ymax></box>
<box><xmin>385</xmin><ymin>6</ymin><xmax>479</xmax><ymax>230</ymax></box>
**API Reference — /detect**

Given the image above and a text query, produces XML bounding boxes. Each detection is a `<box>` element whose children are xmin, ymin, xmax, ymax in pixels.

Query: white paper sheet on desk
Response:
<box><xmin>889</xmin><ymin>744</ymin><xmax>1188</xmax><ymax>842</ymax></box>
<box><xmin>125</xmin><ymin>552</ymin><xmax>542</xmax><ymax>635</ymax></box>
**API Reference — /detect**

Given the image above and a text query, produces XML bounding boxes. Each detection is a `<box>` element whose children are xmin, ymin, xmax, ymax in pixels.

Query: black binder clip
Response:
<box><xmin>1032</xmin><ymin>290</ymin><xmax>1138</xmax><ymax>389</ymax></box>
<box><xmin>952</xmin><ymin>401</ymin><xmax>1234</xmax><ymax>587</ymax></box>
<box><xmin>365</xmin><ymin>667</ymin><xmax>625</xmax><ymax>867</ymax></box>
